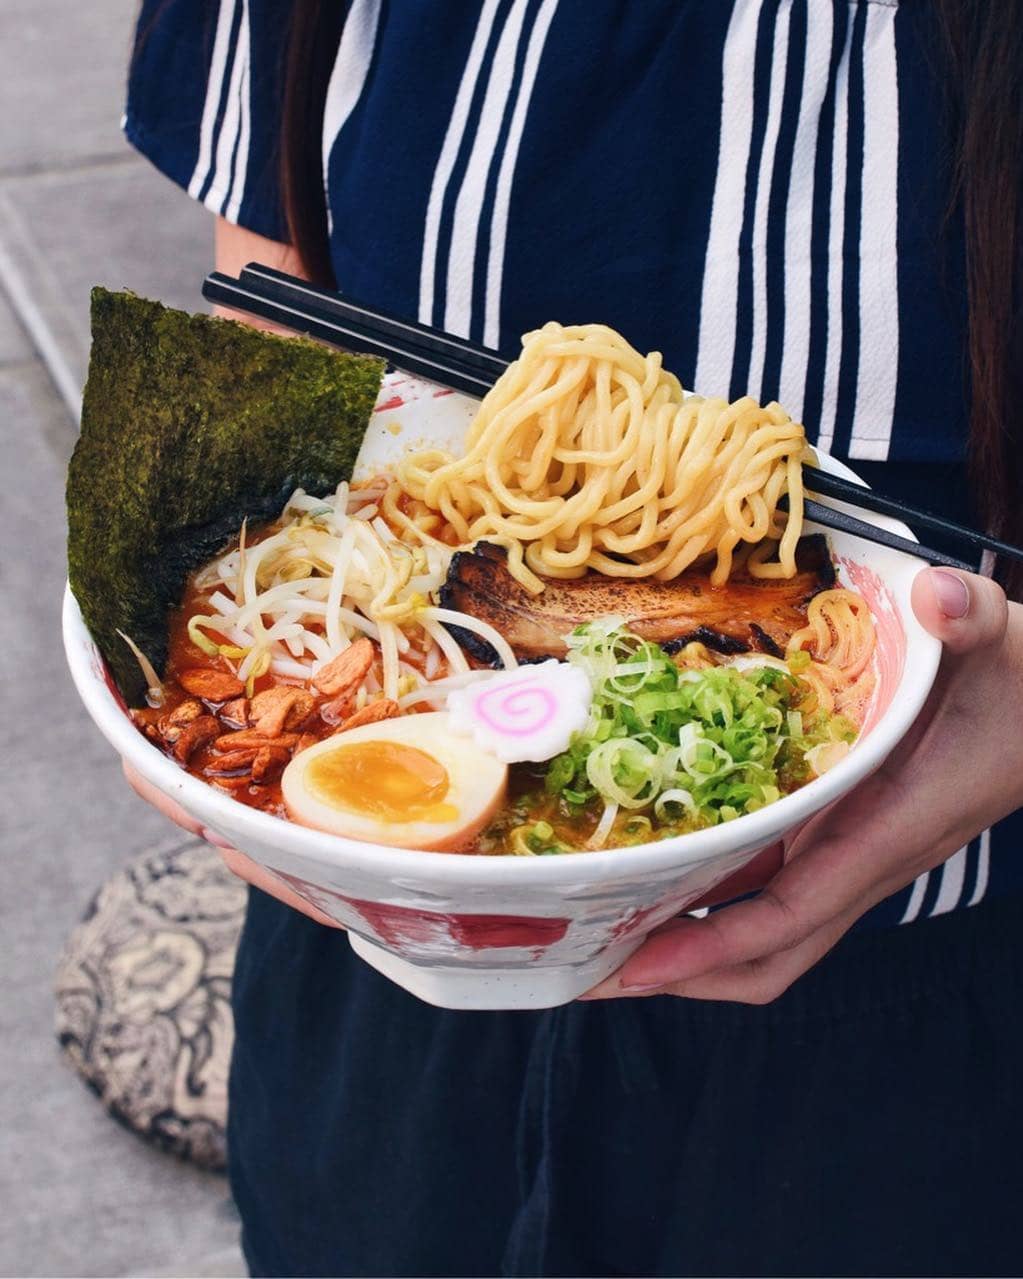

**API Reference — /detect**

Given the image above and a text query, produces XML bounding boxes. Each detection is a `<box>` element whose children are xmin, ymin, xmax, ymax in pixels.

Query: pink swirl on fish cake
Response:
<box><xmin>474</xmin><ymin>678</ymin><xmax>558</xmax><ymax>736</ymax></box>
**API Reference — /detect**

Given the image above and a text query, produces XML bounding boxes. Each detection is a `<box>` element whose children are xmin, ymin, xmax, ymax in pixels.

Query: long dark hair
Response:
<box><xmin>280</xmin><ymin>1</ymin><xmax>1023</xmax><ymax>597</ymax></box>
<box><xmin>933</xmin><ymin>0</ymin><xmax>1023</xmax><ymax>598</ymax></box>
<box><xmin>280</xmin><ymin>0</ymin><xmax>347</xmax><ymax>288</ymax></box>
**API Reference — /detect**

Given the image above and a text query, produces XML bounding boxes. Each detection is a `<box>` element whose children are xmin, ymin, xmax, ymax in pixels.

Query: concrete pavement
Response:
<box><xmin>1</xmin><ymin>3</ymin><xmax>245</xmax><ymax>1274</ymax></box>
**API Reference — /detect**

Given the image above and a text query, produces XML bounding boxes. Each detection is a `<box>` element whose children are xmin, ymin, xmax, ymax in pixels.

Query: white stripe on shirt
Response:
<box><xmin>209</xmin><ymin>0</ymin><xmax>248</xmax><ymax>213</ymax></box>
<box><xmin>444</xmin><ymin>0</ymin><xmax>533</xmax><ymax>338</ymax></box>
<box><xmin>224</xmin><ymin>0</ymin><xmax>252</xmax><ymax>223</ymax></box>
<box><xmin>899</xmin><ymin>870</ymin><xmax>930</xmax><ymax>924</ymax></box>
<box><xmin>968</xmin><ymin>829</ymin><xmax>991</xmax><ymax>907</ymax></box>
<box><xmin>693</xmin><ymin>0</ymin><xmax>765</xmax><ymax>399</ymax></box>
<box><xmin>482</xmin><ymin>0</ymin><xmax>560</xmax><ymax>348</ymax></box>
<box><xmin>747</xmin><ymin>0</ymin><xmax>792</xmax><ymax>402</ymax></box>
<box><xmin>322</xmin><ymin>0</ymin><xmax>383</xmax><ymax>236</ymax></box>
<box><xmin>419</xmin><ymin>0</ymin><xmax>504</xmax><ymax>325</ymax></box>
<box><xmin>776</xmin><ymin>1</ymin><xmax>834</xmax><ymax>423</ymax></box>
<box><xmin>815</xmin><ymin>13</ymin><xmax>855</xmax><ymax>454</ymax></box>
<box><xmin>187</xmin><ymin>0</ymin><xmax>239</xmax><ymax>200</ymax></box>
<box><xmin>849</xmin><ymin>1</ymin><xmax>900</xmax><ymax>460</ymax></box>
<box><xmin>929</xmin><ymin>844</ymin><xmax>968</xmax><ymax>917</ymax></box>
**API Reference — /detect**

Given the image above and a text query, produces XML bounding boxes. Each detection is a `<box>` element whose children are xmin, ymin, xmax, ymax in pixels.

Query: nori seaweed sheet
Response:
<box><xmin>67</xmin><ymin>288</ymin><xmax>384</xmax><ymax>706</ymax></box>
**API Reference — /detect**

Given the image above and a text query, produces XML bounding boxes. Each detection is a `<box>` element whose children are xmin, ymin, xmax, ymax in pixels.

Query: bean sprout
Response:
<box><xmin>184</xmin><ymin>481</ymin><xmax>510</xmax><ymax>707</ymax></box>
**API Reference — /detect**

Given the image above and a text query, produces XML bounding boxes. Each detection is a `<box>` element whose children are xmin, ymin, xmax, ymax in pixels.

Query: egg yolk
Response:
<box><xmin>305</xmin><ymin>740</ymin><xmax>458</xmax><ymax>824</ymax></box>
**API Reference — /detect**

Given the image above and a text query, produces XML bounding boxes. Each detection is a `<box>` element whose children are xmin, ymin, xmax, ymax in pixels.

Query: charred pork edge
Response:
<box><xmin>440</xmin><ymin>536</ymin><xmax>838</xmax><ymax>667</ymax></box>
<box><xmin>748</xmin><ymin>623</ymin><xmax>784</xmax><ymax>657</ymax></box>
<box><xmin>660</xmin><ymin>627</ymin><xmax>750</xmax><ymax>656</ymax></box>
<box><xmin>438</xmin><ymin>548</ymin><xmax>504</xmax><ymax>666</ymax></box>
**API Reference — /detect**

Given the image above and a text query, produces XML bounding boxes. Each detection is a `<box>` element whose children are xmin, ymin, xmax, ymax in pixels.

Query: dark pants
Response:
<box><xmin>229</xmin><ymin>888</ymin><xmax>1023</xmax><ymax>1277</ymax></box>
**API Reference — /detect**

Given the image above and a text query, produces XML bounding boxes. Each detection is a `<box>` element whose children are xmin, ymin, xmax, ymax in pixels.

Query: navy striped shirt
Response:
<box><xmin>126</xmin><ymin>0</ymin><xmax>1021</xmax><ymax>926</ymax></box>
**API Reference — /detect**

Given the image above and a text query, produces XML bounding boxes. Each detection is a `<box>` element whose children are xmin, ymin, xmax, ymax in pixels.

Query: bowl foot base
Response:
<box><xmin>348</xmin><ymin>933</ymin><xmax>638</xmax><ymax>1010</ymax></box>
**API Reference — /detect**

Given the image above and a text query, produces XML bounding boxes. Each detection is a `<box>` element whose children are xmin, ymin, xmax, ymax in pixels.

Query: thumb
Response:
<box><xmin>911</xmin><ymin>567</ymin><xmax>1008</xmax><ymax>656</ymax></box>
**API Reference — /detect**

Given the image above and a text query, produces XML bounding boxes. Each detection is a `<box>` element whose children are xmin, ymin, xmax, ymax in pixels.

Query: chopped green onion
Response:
<box><xmin>545</xmin><ymin>623</ymin><xmax>856</xmax><ymax>831</ymax></box>
<box><xmin>545</xmin><ymin>754</ymin><xmax>575</xmax><ymax>795</ymax></box>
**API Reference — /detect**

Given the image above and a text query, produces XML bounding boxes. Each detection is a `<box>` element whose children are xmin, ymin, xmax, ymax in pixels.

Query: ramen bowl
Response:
<box><xmin>63</xmin><ymin>378</ymin><xmax>940</xmax><ymax>1009</ymax></box>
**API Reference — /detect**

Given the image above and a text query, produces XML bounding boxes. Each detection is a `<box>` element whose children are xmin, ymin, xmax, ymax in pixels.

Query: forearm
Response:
<box><xmin>212</xmin><ymin>216</ymin><xmax>306</xmax><ymax>330</ymax></box>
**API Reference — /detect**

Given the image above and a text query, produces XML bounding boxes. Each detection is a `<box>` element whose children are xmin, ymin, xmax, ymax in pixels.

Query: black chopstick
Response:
<box><xmin>204</xmin><ymin>266</ymin><xmax>1022</xmax><ymax>573</ymax></box>
<box><xmin>805</xmin><ymin>467</ymin><xmax>1023</xmax><ymax>567</ymax></box>
<box><xmin>203</xmin><ymin>272</ymin><xmax>497</xmax><ymax>398</ymax></box>
<box><xmin>237</xmin><ymin>263</ymin><xmax>509</xmax><ymax>382</ymax></box>
<box><xmin>801</xmin><ymin>499</ymin><xmax>976</xmax><ymax>571</ymax></box>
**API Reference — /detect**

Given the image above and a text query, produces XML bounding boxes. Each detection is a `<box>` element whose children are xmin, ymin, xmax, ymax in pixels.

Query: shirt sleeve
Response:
<box><xmin>124</xmin><ymin>0</ymin><xmax>290</xmax><ymax>243</ymax></box>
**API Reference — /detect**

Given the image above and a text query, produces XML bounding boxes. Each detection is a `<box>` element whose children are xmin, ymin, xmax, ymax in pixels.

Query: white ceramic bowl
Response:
<box><xmin>64</xmin><ymin>375</ymin><xmax>940</xmax><ymax>1009</ymax></box>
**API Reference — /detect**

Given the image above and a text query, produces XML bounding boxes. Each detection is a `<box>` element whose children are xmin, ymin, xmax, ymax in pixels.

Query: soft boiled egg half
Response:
<box><xmin>281</xmin><ymin>711</ymin><xmax>508</xmax><ymax>851</ymax></box>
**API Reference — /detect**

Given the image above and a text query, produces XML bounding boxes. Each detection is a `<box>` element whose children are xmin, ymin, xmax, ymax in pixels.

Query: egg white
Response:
<box><xmin>281</xmin><ymin>711</ymin><xmax>508</xmax><ymax>851</ymax></box>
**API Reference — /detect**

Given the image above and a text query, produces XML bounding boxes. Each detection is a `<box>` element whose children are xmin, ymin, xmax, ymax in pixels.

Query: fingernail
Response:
<box><xmin>619</xmin><ymin>979</ymin><xmax>666</xmax><ymax>992</ymax></box>
<box><xmin>201</xmin><ymin>826</ymin><xmax>231</xmax><ymax>849</ymax></box>
<box><xmin>932</xmin><ymin>569</ymin><xmax>970</xmax><ymax>619</ymax></box>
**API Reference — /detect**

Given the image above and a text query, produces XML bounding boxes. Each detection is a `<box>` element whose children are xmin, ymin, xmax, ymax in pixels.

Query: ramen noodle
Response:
<box><xmin>392</xmin><ymin>322</ymin><xmax>811</xmax><ymax>593</ymax></box>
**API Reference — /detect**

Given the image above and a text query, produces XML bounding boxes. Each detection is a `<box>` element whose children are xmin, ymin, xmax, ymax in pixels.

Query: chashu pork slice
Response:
<box><xmin>439</xmin><ymin>537</ymin><xmax>836</xmax><ymax>666</ymax></box>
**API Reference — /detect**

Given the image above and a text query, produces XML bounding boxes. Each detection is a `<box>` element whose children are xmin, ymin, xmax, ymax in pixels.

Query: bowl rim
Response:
<box><xmin>63</xmin><ymin>453</ymin><xmax>942</xmax><ymax>889</ymax></box>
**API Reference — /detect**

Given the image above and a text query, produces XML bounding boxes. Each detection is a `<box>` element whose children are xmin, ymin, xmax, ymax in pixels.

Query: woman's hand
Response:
<box><xmin>584</xmin><ymin>567</ymin><xmax>1023</xmax><ymax>1005</ymax></box>
<box><xmin>123</xmin><ymin>762</ymin><xmax>343</xmax><ymax>928</ymax></box>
